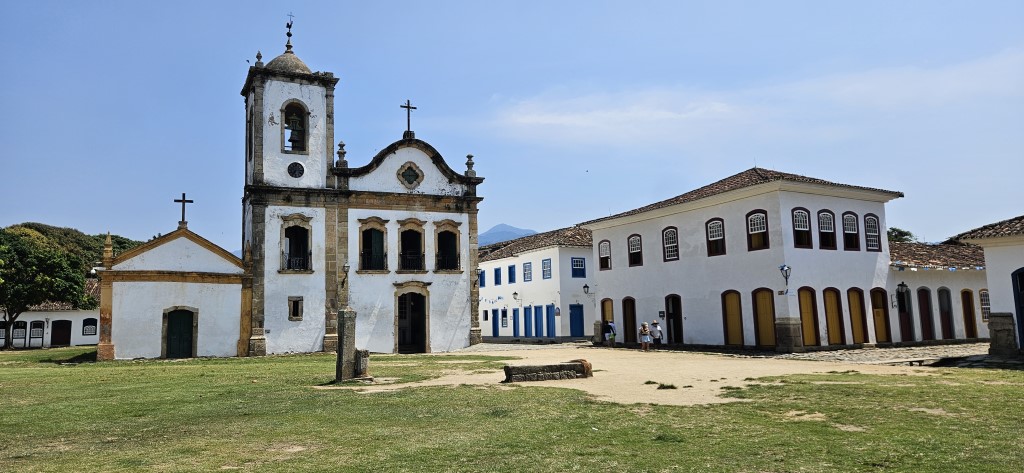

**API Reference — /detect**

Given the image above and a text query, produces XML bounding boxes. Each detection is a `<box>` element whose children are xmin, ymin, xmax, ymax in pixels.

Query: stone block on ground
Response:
<box><xmin>502</xmin><ymin>359</ymin><xmax>593</xmax><ymax>383</ymax></box>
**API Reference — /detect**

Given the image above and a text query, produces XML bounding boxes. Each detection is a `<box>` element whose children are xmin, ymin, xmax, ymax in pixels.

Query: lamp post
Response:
<box><xmin>779</xmin><ymin>264</ymin><xmax>792</xmax><ymax>293</ymax></box>
<box><xmin>583</xmin><ymin>284</ymin><xmax>590</xmax><ymax>295</ymax></box>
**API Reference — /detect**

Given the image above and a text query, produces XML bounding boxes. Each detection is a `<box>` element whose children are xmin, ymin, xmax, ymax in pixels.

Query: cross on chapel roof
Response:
<box><xmin>174</xmin><ymin>192</ymin><xmax>194</xmax><ymax>229</ymax></box>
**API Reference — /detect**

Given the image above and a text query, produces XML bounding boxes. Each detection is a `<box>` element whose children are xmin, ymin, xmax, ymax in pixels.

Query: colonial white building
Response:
<box><xmin>0</xmin><ymin>280</ymin><xmax>99</xmax><ymax>349</ymax></box>
<box><xmin>887</xmin><ymin>242</ymin><xmax>989</xmax><ymax>343</ymax></box>
<box><xmin>955</xmin><ymin>214</ymin><xmax>1024</xmax><ymax>351</ymax></box>
<box><xmin>478</xmin><ymin>227</ymin><xmax>594</xmax><ymax>340</ymax></box>
<box><xmin>98</xmin><ymin>26</ymin><xmax>483</xmax><ymax>360</ymax></box>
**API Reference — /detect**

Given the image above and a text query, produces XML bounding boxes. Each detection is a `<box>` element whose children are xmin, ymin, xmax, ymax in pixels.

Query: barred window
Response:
<box><xmin>83</xmin><ymin>318</ymin><xmax>98</xmax><ymax>336</ymax></box>
<box><xmin>980</xmin><ymin>289</ymin><xmax>991</xmax><ymax>322</ymax></box>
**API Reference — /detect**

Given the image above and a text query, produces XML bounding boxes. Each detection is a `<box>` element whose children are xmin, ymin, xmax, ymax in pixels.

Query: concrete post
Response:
<box><xmin>988</xmin><ymin>313</ymin><xmax>1020</xmax><ymax>357</ymax></box>
<box><xmin>335</xmin><ymin>307</ymin><xmax>357</xmax><ymax>381</ymax></box>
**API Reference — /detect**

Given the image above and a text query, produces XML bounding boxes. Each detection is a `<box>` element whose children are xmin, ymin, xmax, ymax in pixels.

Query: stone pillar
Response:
<box><xmin>335</xmin><ymin>307</ymin><xmax>357</xmax><ymax>381</ymax></box>
<box><xmin>775</xmin><ymin>318</ymin><xmax>805</xmax><ymax>353</ymax></box>
<box><xmin>988</xmin><ymin>313</ymin><xmax>1020</xmax><ymax>357</ymax></box>
<box><xmin>592</xmin><ymin>321</ymin><xmax>603</xmax><ymax>345</ymax></box>
<box><xmin>97</xmin><ymin>234</ymin><xmax>115</xmax><ymax>361</ymax></box>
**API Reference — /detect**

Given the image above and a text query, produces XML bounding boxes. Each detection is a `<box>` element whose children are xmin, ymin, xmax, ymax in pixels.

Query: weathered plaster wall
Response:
<box><xmin>349</xmin><ymin>147</ymin><xmax>465</xmax><ymax>196</ymax></box>
<box><xmin>887</xmin><ymin>269</ymin><xmax>989</xmax><ymax>341</ymax></box>
<box><xmin>111</xmin><ymin>282</ymin><xmax>241</xmax><ymax>359</ymax></box>
<box><xmin>261</xmin><ymin>80</ymin><xmax>329</xmax><ymax>188</ymax></box>
<box><xmin>113</xmin><ymin>238</ymin><xmax>242</xmax><ymax>274</ymax></box>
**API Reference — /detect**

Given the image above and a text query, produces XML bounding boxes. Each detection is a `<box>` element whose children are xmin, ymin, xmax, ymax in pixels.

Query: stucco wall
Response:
<box><xmin>261</xmin><ymin>205</ymin><xmax>328</xmax><ymax>354</ymax></box>
<box><xmin>981</xmin><ymin>243</ymin><xmax>1024</xmax><ymax>314</ymax></box>
<box><xmin>479</xmin><ymin>246</ymin><xmax>595</xmax><ymax>337</ymax></box>
<box><xmin>887</xmin><ymin>269</ymin><xmax>989</xmax><ymax>341</ymax></box>
<box><xmin>114</xmin><ymin>237</ymin><xmax>242</xmax><ymax>274</ymax></box>
<box><xmin>261</xmin><ymin>80</ymin><xmax>329</xmax><ymax>188</ymax></box>
<box><xmin>346</xmin><ymin>208</ymin><xmax>471</xmax><ymax>353</ymax></box>
<box><xmin>111</xmin><ymin>282</ymin><xmax>241</xmax><ymax>359</ymax></box>
<box><xmin>589</xmin><ymin>189</ymin><xmax>893</xmax><ymax>346</ymax></box>
<box><xmin>0</xmin><ymin>310</ymin><xmax>99</xmax><ymax>348</ymax></box>
<box><xmin>349</xmin><ymin>147</ymin><xmax>465</xmax><ymax>196</ymax></box>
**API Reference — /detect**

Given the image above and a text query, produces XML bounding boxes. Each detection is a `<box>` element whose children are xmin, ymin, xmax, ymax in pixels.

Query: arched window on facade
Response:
<box><xmin>843</xmin><ymin>212</ymin><xmax>860</xmax><ymax>251</ymax></box>
<box><xmin>818</xmin><ymin>210</ymin><xmax>837</xmax><ymax>250</ymax></box>
<box><xmin>706</xmin><ymin>219</ymin><xmax>726</xmax><ymax>256</ymax></box>
<box><xmin>662</xmin><ymin>227</ymin><xmax>679</xmax><ymax>261</ymax></box>
<box><xmin>864</xmin><ymin>214</ymin><xmax>881</xmax><ymax>252</ymax></box>
<box><xmin>627</xmin><ymin>234</ymin><xmax>643</xmax><ymax>267</ymax></box>
<box><xmin>359</xmin><ymin>217</ymin><xmax>388</xmax><ymax>271</ymax></box>
<box><xmin>747</xmin><ymin>210</ymin><xmax>769</xmax><ymax>251</ymax></box>
<box><xmin>598</xmin><ymin>240</ymin><xmax>612</xmax><ymax>270</ymax></box>
<box><xmin>792</xmin><ymin>208</ymin><xmax>812</xmax><ymax>248</ymax></box>
<box><xmin>434</xmin><ymin>219</ymin><xmax>462</xmax><ymax>271</ymax></box>
<box><xmin>282</xmin><ymin>101</ymin><xmax>308</xmax><ymax>152</ymax></box>
<box><xmin>398</xmin><ymin>218</ymin><xmax>426</xmax><ymax>271</ymax></box>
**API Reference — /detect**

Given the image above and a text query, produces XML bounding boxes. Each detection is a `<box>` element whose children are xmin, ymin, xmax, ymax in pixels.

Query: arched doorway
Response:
<box><xmin>752</xmin><ymin>288</ymin><xmax>776</xmax><ymax>348</ymax></box>
<box><xmin>397</xmin><ymin>292</ymin><xmax>428</xmax><ymax>353</ymax></box>
<box><xmin>823</xmin><ymin>288</ymin><xmax>845</xmax><ymax>345</ymax></box>
<box><xmin>665</xmin><ymin>294</ymin><xmax>683</xmax><ymax>344</ymax></box>
<box><xmin>960</xmin><ymin>290</ymin><xmax>978</xmax><ymax>339</ymax></box>
<box><xmin>1013</xmin><ymin>268</ymin><xmax>1024</xmax><ymax>348</ymax></box>
<box><xmin>869</xmin><ymin>288</ymin><xmax>892</xmax><ymax>343</ymax></box>
<box><xmin>847</xmin><ymin>288</ymin><xmax>868</xmax><ymax>344</ymax></box>
<box><xmin>721</xmin><ymin>291</ymin><xmax>743</xmax><ymax>346</ymax></box>
<box><xmin>622</xmin><ymin>298</ymin><xmax>637</xmax><ymax>344</ymax></box>
<box><xmin>937</xmin><ymin>288</ymin><xmax>954</xmax><ymax>339</ymax></box>
<box><xmin>798</xmin><ymin>287</ymin><xmax>820</xmax><ymax>346</ymax></box>
<box><xmin>163</xmin><ymin>308</ymin><xmax>196</xmax><ymax>359</ymax></box>
<box><xmin>896</xmin><ymin>284</ymin><xmax>915</xmax><ymax>342</ymax></box>
<box><xmin>51</xmin><ymin>320</ymin><xmax>72</xmax><ymax>347</ymax></box>
<box><xmin>917</xmin><ymin>288</ymin><xmax>935</xmax><ymax>341</ymax></box>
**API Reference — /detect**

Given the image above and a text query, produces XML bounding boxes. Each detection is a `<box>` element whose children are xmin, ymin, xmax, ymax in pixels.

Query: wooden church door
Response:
<box><xmin>166</xmin><ymin>310</ymin><xmax>194</xmax><ymax>359</ymax></box>
<box><xmin>398</xmin><ymin>293</ymin><xmax>427</xmax><ymax>353</ymax></box>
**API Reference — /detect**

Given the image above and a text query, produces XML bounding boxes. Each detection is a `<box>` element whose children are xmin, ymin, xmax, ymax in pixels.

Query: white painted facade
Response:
<box><xmin>583</xmin><ymin>174</ymin><xmax>904</xmax><ymax>348</ymax></box>
<box><xmin>0</xmin><ymin>309</ymin><xmax>99</xmax><ymax>348</ymax></box>
<box><xmin>886</xmin><ymin>268</ymin><xmax>990</xmax><ymax>342</ymax></box>
<box><xmin>478</xmin><ymin>246</ymin><xmax>595</xmax><ymax>339</ymax></box>
<box><xmin>961</xmin><ymin>233</ymin><xmax>1024</xmax><ymax>347</ymax></box>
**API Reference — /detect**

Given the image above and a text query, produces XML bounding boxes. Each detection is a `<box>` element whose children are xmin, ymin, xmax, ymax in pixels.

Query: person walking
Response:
<box><xmin>638</xmin><ymin>322</ymin><xmax>652</xmax><ymax>352</ymax></box>
<box><xmin>650</xmin><ymin>320</ymin><xmax>664</xmax><ymax>349</ymax></box>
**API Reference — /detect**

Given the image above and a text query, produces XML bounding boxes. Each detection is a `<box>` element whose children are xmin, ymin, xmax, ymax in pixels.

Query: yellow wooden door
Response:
<box><xmin>601</xmin><ymin>299</ymin><xmax>614</xmax><ymax>322</ymax></box>
<box><xmin>798</xmin><ymin>288</ymin><xmax>818</xmax><ymax>346</ymax></box>
<box><xmin>848</xmin><ymin>289</ymin><xmax>867</xmax><ymax>344</ymax></box>
<box><xmin>754</xmin><ymin>289</ymin><xmax>776</xmax><ymax>347</ymax></box>
<box><xmin>824</xmin><ymin>289</ymin><xmax>844</xmax><ymax>345</ymax></box>
<box><xmin>723</xmin><ymin>292</ymin><xmax>743</xmax><ymax>345</ymax></box>
<box><xmin>870</xmin><ymin>290</ymin><xmax>890</xmax><ymax>343</ymax></box>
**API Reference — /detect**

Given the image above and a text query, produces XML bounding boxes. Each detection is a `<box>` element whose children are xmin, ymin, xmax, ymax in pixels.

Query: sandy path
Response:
<box><xmin>326</xmin><ymin>345</ymin><xmax>929</xmax><ymax>406</ymax></box>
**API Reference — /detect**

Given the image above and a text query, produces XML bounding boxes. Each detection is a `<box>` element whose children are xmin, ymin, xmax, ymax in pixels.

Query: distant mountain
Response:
<box><xmin>479</xmin><ymin>224</ymin><xmax>537</xmax><ymax>246</ymax></box>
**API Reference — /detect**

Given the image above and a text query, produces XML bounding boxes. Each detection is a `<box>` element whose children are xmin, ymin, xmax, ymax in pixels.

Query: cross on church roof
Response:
<box><xmin>401</xmin><ymin>99</ymin><xmax>417</xmax><ymax>139</ymax></box>
<box><xmin>174</xmin><ymin>192</ymin><xmax>194</xmax><ymax>228</ymax></box>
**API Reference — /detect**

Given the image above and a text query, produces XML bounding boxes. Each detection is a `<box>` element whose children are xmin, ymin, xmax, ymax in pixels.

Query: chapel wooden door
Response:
<box><xmin>398</xmin><ymin>293</ymin><xmax>427</xmax><ymax>353</ymax></box>
<box><xmin>166</xmin><ymin>310</ymin><xmax>194</xmax><ymax>359</ymax></box>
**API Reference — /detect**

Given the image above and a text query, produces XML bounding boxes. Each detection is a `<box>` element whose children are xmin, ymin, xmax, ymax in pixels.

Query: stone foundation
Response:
<box><xmin>774</xmin><ymin>318</ymin><xmax>805</xmax><ymax>353</ymax></box>
<box><xmin>502</xmin><ymin>359</ymin><xmax>593</xmax><ymax>383</ymax></box>
<box><xmin>988</xmin><ymin>313</ymin><xmax>1021</xmax><ymax>357</ymax></box>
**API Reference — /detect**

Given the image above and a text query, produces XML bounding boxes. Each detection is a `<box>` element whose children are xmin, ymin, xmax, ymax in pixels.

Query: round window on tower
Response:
<box><xmin>287</xmin><ymin>162</ymin><xmax>305</xmax><ymax>178</ymax></box>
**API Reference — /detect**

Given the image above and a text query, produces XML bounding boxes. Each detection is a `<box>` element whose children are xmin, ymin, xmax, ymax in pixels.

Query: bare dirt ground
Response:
<box><xmin>336</xmin><ymin>343</ymin><xmax>968</xmax><ymax>406</ymax></box>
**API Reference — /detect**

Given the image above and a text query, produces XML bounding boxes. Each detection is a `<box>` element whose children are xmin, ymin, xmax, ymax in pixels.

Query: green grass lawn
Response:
<box><xmin>2</xmin><ymin>347</ymin><xmax>1022</xmax><ymax>472</ymax></box>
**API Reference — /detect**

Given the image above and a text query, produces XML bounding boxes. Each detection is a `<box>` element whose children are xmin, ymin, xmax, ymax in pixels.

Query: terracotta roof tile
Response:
<box><xmin>480</xmin><ymin>227</ymin><xmax>592</xmax><ymax>262</ymax></box>
<box><xmin>951</xmin><ymin>214</ymin><xmax>1024</xmax><ymax>241</ymax></box>
<box><xmin>888</xmin><ymin>242</ymin><xmax>985</xmax><ymax>269</ymax></box>
<box><xmin>581</xmin><ymin>167</ymin><xmax>902</xmax><ymax>226</ymax></box>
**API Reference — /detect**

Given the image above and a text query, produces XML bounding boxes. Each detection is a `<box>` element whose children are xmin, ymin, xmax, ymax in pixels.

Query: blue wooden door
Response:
<box><xmin>491</xmin><ymin>309</ymin><xmax>500</xmax><ymax>336</ymax></box>
<box><xmin>546</xmin><ymin>304</ymin><xmax>557</xmax><ymax>338</ymax></box>
<box><xmin>534</xmin><ymin>305</ymin><xmax>544</xmax><ymax>337</ymax></box>
<box><xmin>524</xmin><ymin>307</ymin><xmax>533</xmax><ymax>337</ymax></box>
<box><xmin>512</xmin><ymin>308</ymin><xmax>520</xmax><ymax>337</ymax></box>
<box><xmin>569</xmin><ymin>304</ymin><xmax>584</xmax><ymax>337</ymax></box>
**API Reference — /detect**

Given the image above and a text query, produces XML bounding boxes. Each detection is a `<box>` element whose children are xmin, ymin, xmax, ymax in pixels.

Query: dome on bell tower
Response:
<box><xmin>265</xmin><ymin>18</ymin><xmax>312</xmax><ymax>74</ymax></box>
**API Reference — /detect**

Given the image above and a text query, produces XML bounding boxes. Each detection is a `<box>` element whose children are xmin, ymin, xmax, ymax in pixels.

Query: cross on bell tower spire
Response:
<box><xmin>285</xmin><ymin>13</ymin><xmax>295</xmax><ymax>53</ymax></box>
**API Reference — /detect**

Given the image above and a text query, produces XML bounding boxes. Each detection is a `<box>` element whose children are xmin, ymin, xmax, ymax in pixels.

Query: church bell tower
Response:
<box><xmin>240</xmin><ymin>21</ymin><xmax>340</xmax><ymax>356</ymax></box>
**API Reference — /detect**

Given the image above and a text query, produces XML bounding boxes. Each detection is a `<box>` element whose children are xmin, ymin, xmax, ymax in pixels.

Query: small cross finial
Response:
<box><xmin>400</xmin><ymin>99</ymin><xmax>417</xmax><ymax>139</ymax></box>
<box><xmin>174</xmin><ymin>192</ymin><xmax>194</xmax><ymax>227</ymax></box>
<box><xmin>465</xmin><ymin>154</ymin><xmax>476</xmax><ymax>177</ymax></box>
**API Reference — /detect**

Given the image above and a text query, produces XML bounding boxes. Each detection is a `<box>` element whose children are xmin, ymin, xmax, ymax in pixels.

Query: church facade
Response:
<box><xmin>98</xmin><ymin>28</ymin><xmax>483</xmax><ymax>360</ymax></box>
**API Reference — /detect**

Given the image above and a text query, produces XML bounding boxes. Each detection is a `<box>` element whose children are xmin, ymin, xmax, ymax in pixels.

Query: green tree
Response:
<box><xmin>887</xmin><ymin>227</ymin><xmax>917</xmax><ymax>243</ymax></box>
<box><xmin>0</xmin><ymin>228</ymin><xmax>84</xmax><ymax>349</ymax></box>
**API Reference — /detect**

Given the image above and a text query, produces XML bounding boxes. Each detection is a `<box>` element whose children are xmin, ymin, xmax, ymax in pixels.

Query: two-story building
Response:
<box><xmin>477</xmin><ymin>227</ymin><xmax>594</xmax><ymax>340</ymax></box>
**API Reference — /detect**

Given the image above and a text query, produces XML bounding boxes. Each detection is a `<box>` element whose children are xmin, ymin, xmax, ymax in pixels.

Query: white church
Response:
<box><xmin>97</xmin><ymin>25</ymin><xmax>484</xmax><ymax>360</ymax></box>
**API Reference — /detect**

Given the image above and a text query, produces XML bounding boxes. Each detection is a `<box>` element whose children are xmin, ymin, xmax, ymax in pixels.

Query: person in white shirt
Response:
<box><xmin>650</xmin><ymin>320</ymin><xmax>664</xmax><ymax>348</ymax></box>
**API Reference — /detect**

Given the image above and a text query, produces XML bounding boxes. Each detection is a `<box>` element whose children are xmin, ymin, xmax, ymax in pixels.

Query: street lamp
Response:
<box><xmin>778</xmin><ymin>264</ymin><xmax>791</xmax><ymax>286</ymax></box>
<box><xmin>583</xmin><ymin>284</ymin><xmax>590</xmax><ymax>294</ymax></box>
<box><xmin>512</xmin><ymin>292</ymin><xmax>519</xmax><ymax>301</ymax></box>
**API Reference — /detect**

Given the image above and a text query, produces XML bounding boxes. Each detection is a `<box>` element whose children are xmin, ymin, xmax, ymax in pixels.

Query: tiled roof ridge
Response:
<box><xmin>480</xmin><ymin>226</ymin><xmax>592</xmax><ymax>262</ymax></box>
<box><xmin>580</xmin><ymin>167</ymin><xmax>902</xmax><ymax>226</ymax></box>
<box><xmin>951</xmin><ymin>214</ymin><xmax>1024</xmax><ymax>241</ymax></box>
<box><xmin>888</xmin><ymin>241</ymin><xmax>985</xmax><ymax>269</ymax></box>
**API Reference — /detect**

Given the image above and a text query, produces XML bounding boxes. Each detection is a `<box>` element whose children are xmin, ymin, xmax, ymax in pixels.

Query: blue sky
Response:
<box><xmin>1</xmin><ymin>1</ymin><xmax>1022</xmax><ymax>250</ymax></box>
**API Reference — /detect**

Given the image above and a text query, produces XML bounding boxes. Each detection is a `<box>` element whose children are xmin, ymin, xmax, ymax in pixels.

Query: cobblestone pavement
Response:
<box><xmin>458</xmin><ymin>341</ymin><xmax>1023</xmax><ymax>369</ymax></box>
